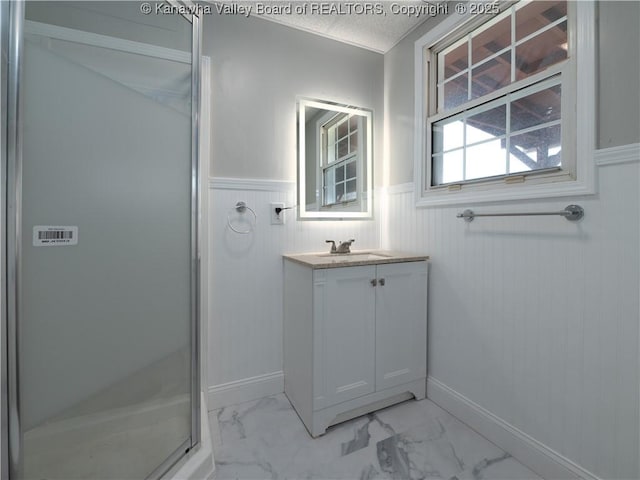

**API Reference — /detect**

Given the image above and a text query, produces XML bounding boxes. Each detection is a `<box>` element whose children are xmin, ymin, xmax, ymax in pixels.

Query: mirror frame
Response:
<box><xmin>297</xmin><ymin>97</ymin><xmax>373</xmax><ymax>220</ymax></box>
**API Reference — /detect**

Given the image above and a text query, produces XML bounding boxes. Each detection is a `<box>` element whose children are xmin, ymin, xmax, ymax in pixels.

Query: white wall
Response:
<box><xmin>203</xmin><ymin>14</ymin><xmax>384</xmax><ymax>182</ymax></box>
<box><xmin>383</xmin><ymin>2</ymin><xmax>640</xmax><ymax>479</ymax></box>
<box><xmin>202</xmin><ymin>15</ymin><xmax>384</xmax><ymax>407</ymax></box>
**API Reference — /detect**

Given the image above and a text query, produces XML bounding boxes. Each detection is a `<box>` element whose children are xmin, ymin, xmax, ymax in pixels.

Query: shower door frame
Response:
<box><xmin>1</xmin><ymin>2</ymin><xmax>203</xmax><ymax>478</ymax></box>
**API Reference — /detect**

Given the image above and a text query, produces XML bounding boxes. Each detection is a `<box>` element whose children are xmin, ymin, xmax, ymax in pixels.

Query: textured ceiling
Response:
<box><xmin>213</xmin><ymin>1</ymin><xmax>440</xmax><ymax>53</ymax></box>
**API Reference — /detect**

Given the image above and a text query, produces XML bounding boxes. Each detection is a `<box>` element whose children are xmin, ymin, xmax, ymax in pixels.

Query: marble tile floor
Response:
<box><xmin>208</xmin><ymin>394</ymin><xmax>542</xmax><ymax>480</ymax></box>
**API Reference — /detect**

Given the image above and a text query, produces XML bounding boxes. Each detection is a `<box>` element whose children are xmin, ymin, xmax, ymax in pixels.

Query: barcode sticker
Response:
<box><xmin>33</xmin><ymin>226</ymin><xmax>78</xmax><ymax>246</ymax></box>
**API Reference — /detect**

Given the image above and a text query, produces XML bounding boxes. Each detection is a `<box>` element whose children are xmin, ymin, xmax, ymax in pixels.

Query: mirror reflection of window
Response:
<box><xmin>320</xmin><ymin>113</ymin><xmax>362</xmax><ymax>206</ymax></box>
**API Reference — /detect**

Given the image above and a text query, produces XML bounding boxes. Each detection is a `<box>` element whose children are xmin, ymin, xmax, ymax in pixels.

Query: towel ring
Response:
<box><xmin>227</xmin><ymin>201</ymin><xmax>256</xmax><ymax>234</ymax></box>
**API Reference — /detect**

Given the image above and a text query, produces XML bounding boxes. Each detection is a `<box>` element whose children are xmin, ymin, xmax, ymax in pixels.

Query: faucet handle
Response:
<box><xmin>325</xmin><ymin>240</ymin><xmax>337</xmax><ymax>253</ymax></box>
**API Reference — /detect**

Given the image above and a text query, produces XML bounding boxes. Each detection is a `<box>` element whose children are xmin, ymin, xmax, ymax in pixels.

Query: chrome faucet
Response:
<box><xmin>326</xmin><ymin>239</ymin><xmax>355</xmax><ymax>254</ymax></box>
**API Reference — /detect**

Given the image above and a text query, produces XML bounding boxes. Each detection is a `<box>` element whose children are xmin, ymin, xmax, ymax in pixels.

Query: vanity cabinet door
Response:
<box><xmin>313</xmin><ymin>266</ymin><xmax>376</xmax><ymax>410</ymax></box>
<box><xmin>375</xmin><ymin>261</ymin><xmax>428</xmax><ymax>391</ymax></box>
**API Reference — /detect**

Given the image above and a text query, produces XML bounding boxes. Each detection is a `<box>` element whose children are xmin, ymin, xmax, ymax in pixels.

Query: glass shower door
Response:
<box><xmin>6</xmin><ymin>2</ymin><xmax>200</xmax><ymax>478</ymax></box>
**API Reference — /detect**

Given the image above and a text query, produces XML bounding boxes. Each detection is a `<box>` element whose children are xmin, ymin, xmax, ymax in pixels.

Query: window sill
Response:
<box><xmin>414</xmin><ymin>176</ymin><xmax>595</xmax><ymax>208</ymax></box>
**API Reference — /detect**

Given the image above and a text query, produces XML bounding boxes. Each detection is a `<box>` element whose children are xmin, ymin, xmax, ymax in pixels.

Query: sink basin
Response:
<box><xmin>316</xmin><ymin>252</ymin><xmax>393</xmax><ymax>261</ymax></box>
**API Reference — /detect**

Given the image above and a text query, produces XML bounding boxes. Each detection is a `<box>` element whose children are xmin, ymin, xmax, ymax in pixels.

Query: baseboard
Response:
<box><xmin>427</xmin><ymin>377</ymin><xmax>600</xmax><ymax>480</ymax></box>
<box><xmin>207</xmin><ymin>371</ymin><xmax>284</xmax><ymax>410</ymax></box>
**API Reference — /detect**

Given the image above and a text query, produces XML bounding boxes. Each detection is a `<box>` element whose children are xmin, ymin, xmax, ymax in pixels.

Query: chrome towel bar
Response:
<box><xmin>457</xmin><ymin>204</ymin><xmax>584</xmax><ymax>222</ymax></box>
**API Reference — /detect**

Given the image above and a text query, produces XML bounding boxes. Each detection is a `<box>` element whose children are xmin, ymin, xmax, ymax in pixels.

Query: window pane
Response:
<box><xmin>443</xmin><ymin>74</ymin><xmax>468</xmax><ymax>110</ymax></box>
<box><xmin>466</xmin><ymin>139</ymin><xmax>507</xmax><ymax>180</ymax></box>
<box><xmin>349</xmin><ymin>132</ymin><xmax>358</xmax><ymax>153</ymax></box>
<box><xmin>471</xmin><ymin>15</ymin><xmax>511</xmax><ymax>64</ymax></box>
<box><xmin>443</xmin><ymin>42</ymin><xmax>468</xmax><ymax>80</ymax></box>
<box><xmin>346</xmin><ymin>161</ymin><xmax>356</xmax><ymax>180</ymax></box>
<box><xmin>346</xmin><ymin>179</ymin><xmax>356</xmax><ymax>195</ymax></box>
<box><xmin>433</xmin><ymin>118</ymin><xmax>464</xmax><ymax>153</ymax></box>
<box><xmin>335</xmin><ymin>164</ymin><xmax>345</xmax><ymax>182</ymax></box>
<box><xmin>336</xmin><ymin>182</ymin><xmax>345</xmax><ymax>201</ymax></box>
<box><xmin>466</xmin><ymin>104</ymin><xmax>506</xmax><ymax>145</ymax></box>
<box><xmin>323</xmin><ymin>169</ymin><xmax>335</xmax><ymax>205</ymax></box>
<box><xmin>337</xmin><ymin>118</ymin><xmax>348</xmax><ymax>139</ymax></box>
<box><xmin>516</xmin><ymin>1</ymin><xmax>567</xmax><ymax>41</ymax></box>
<box><xmin>508</xmin><ymin>153</ymin><xmax>531</xmax><ymax>173</ymax></box>
<box><xmin>338</xmin><ymin>138</ymin><xmax>349</xmax><ymax>158</ymax></box>
<box><xmin>510</xmin><ymin>125</ymin><xmax>561</xmax><ymax>170</ymax></box>
<box><xmin>515</xmin><ymin>22</ymin><xmax>567</xmax><ymax>81</ymax></box>
<box><xmin>471</xmin><ymin>52</ymin><xmax>510</xmax><ymax>99</ymax></box>
<box><xmin>432</xmin><ymin>150</ymin><xmax>463</xmax><ymax>185</ymax></box>
<box><xmin>511</xmin><ymin>84</ymin><xmax>561</xmax><ymax>132</ymax></box>
<box><xmin>349</xmin><ymin>115</ymin><xmax>358</xmax><ymax>132</ymax></box>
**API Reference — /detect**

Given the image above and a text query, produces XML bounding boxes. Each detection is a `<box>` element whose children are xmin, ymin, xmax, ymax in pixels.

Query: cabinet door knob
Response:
<box><xmin>379</xmin><ymin>278</ymin><xmax>385</xmax><ymax>286</ymax></box>
<box><xmin>370</xmin><ymin>279</ymin><xmax>377</xmax><ymax>287</ymax></box>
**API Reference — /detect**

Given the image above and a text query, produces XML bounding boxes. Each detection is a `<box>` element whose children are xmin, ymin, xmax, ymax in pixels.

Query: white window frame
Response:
<box><xmin>414</xmin><ymin>0</ymin><xmax>596</xmax><ymax>207</ymax></box>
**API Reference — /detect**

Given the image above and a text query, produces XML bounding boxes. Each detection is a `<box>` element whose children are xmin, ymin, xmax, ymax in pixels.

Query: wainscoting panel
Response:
<box><xmin>383</xmin><ymin>147</ymin><xmax>639</xmax><ymax>480</ymax></box>
<box><xmin>207</xmin><ymin>179</ymin><xmax>381</xmax><ymax>408</ymax></box>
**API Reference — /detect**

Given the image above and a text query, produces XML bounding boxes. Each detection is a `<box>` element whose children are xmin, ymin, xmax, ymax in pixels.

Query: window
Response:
<box><xmin>321</xmin><ymin>113</ymin><xmax>360</xmax><ymax>206</ymax></box>
<box><xmin>414</xmin><ymin>0</ymin><xmax>595</xmax><ymax>206</ymax></box>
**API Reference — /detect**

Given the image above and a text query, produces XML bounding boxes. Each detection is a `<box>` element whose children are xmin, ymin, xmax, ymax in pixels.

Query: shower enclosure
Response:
<box><xmin>1</xmin><ymin>1</ymin><xmax>202</xmax><ymax>478</ymax></box>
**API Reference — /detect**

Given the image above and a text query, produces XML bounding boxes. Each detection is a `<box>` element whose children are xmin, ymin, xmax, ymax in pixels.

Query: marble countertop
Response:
<box><xmin>283</xmin><ymin>250</ymin><xmax>429</xmax><ymax>269</ymax></box>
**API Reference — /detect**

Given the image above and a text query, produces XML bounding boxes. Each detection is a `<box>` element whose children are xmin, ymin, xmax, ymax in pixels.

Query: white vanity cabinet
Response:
<box><xmin>283</xmin><ymin>253</ymin><xmax>428</xmax><ymax>437</ymax></box>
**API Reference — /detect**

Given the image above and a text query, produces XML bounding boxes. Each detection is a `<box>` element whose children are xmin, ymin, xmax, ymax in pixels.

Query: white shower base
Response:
<box><xmin>164</xmin><ymin>392</ymin><xmax>215</xmax><ymax>480</ymax></box>
<box><xmin>22</xmin><ymin>391</ymin><xmax>214</xmax><ymax>479</ymax></box>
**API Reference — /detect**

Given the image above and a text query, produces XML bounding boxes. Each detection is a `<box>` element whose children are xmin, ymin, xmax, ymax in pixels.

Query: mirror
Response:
<box><xmin>297</xmin><ymin>98</ymin><xmax>373</xmax><ymax>219</ymax></box>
